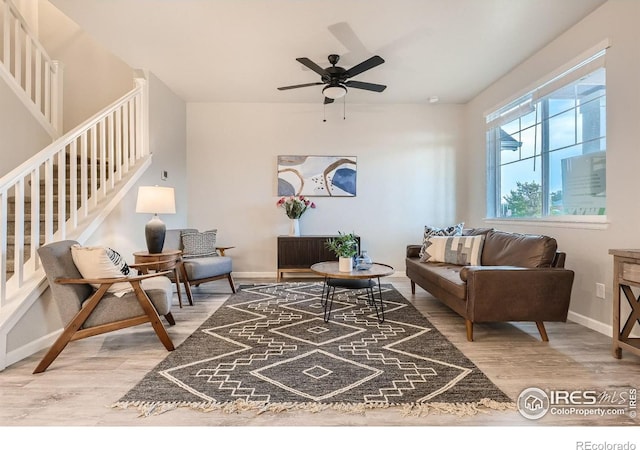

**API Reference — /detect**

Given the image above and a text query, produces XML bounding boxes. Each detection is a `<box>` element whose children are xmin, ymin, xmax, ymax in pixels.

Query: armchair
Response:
<box><xmin>164</xmin><ymin>229</ymin><xmax>236</xmax><ymax>302</ymax></box>
<box><xmin>34</xmin><ymin>240</ymin><xmax>176</xmax><ymax>373</ymax></box>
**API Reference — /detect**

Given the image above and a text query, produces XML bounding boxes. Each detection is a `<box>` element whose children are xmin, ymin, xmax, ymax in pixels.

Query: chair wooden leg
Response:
<box><xmin>33</xmin><ymin>284</ymin><xmax>111</xmax><ymax>374</ymax></box>
<box><xmin>179</xmin><ymin>263</ymin><xmax>194</xmax><ymax>306</ymax></box>
<box><xmin>536</xmin><ymin>321</ymin><xmax>549</xmax><ymax>342</ymax></box>
<box><xmin>411</xmin><ymin>281</ymin><xmax>416</xmax><ymax>295</ymax></box>
<box><xmin>465</xmin><ymin>319</ymin><xmax>474</xmax><ymax>342</ymax></box>
<box><xmin>165</xmin><ymin>312</ymin><xmax>176</xmax><ymax>326</ymax></box>
<box><xmin>228</xmin><ymin>273</ymin><xmax>236</xmax><ymax>293</ymax></box>
<box><xmin>131</xmin><ymin>281</ymin><xmax>175</xmax><ymax>351</ymax></box>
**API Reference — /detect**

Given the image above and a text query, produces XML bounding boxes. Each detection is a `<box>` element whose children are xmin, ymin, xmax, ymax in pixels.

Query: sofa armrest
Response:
<box><xmin>407</xmin><ymin>245</ymin><xmax>422</xmax><ymax>258</ymax></box>
<box><xmin>462</xmin><ymin>266</ymin><xmax>575</xmax><ymax>322</ymax></box>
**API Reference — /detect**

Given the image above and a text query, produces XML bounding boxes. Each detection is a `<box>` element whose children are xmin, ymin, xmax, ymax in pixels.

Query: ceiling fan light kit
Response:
<box><xmin>323</xmin><ymin>84</ymin><xmax>347</xmax><ymax>99</ymax></box>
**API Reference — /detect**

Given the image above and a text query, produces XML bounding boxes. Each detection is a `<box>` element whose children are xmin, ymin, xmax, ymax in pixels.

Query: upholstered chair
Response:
<box><xmin>34</xmin><ymin>240</ymin><xmax>175</xmax><ymax>373</ymax></box>
<box><xmin>164</xmin><ymin>229</ymin><xmax>236</xmax><ymax>303</ymax></box>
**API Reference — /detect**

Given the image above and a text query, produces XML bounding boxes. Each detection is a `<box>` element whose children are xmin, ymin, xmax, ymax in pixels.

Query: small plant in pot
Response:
<box><xmin>325</xmin><ymin>232</ymin><xmax>358</xmax><ymax>272</ymax></box>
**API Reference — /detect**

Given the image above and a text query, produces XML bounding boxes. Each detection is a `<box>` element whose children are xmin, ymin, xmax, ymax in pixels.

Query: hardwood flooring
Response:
<box><xmin>1</xmin><ymin>277</ymin><xmax>638</xmax><ymax>445</ymax></box>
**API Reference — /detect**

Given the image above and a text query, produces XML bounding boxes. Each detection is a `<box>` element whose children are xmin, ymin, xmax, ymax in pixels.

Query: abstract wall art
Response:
<box><xmin>277</xmin><ymin>155</ymin><xmax>357</xmax><ymax>197</ymax></box>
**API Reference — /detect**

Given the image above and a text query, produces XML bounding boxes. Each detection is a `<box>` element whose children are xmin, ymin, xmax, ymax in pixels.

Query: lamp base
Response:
<box><xmin>145</xmin><ymin>215</ymin><xmax>166</xmax><ymax>254</ymax></box>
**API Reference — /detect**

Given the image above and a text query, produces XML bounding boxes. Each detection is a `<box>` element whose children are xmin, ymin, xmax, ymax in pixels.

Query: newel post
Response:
<box><xmin>133</xmin><ymin>70</ymin><xmax>149</xmax><ymax>159</ymax></box>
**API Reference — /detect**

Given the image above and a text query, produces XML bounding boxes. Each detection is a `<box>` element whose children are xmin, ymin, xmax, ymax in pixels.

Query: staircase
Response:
<box><xmin>0</xmin><ymin>0</ymin><xmax>153</xmax><ymax>370</ymax></box>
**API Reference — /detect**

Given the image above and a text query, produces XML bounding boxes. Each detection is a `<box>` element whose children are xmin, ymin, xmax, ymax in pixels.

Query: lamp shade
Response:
<box><xmin>135</xmin><ymin>186</ymin><xmax>176</xmax><ymax>214</ymax></box>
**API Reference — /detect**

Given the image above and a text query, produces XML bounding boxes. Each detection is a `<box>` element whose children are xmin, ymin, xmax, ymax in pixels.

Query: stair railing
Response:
<box><xmin>0</xmin><ymin>76</ymin><xmax>149</xmax><ymax>307</ymax></box>
<box><xmin>0</xmin><ymin>0</ymin><xmax>62</xmax><ymax>137</ymax></box>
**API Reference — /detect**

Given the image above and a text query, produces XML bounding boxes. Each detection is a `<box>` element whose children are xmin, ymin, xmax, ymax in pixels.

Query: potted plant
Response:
<box><xmin>325</xmin><ymin>232</ymin><xmax>358</xmax><ymax>272</ymax></box>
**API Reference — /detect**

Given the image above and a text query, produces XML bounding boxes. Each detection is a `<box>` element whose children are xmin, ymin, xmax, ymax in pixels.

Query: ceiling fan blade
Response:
<box><xmin>344</xmin><ymin>55</ymin><xmax>385</xmax><ymax>78</ymax></box>
<box><xmin>324</xmin><ymin>97</ymin><xmax>335</xmax><ymax>104</ymax></box>
<box><xmin>277</xmin><ymin>82</ymin><xmax>324</xmax><ymax>91</ymax></box>
<box><xmin>345</xmin><ymin>80</ymin><xmax>387</xmax><ymax>92</ymax></box>
<box><xmin>296</xmin><ymin>57</ymin><xmax>329</xmax><ymax>77</ymax></box>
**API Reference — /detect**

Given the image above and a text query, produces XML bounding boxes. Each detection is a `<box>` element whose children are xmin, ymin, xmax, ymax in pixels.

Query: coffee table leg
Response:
<box><xmin>376</xmin><ymin>278</ymin><xmax>384</xmax><ymax>323</ymax></box>
<box><xmin>324</xmin><ymin>285</ymin><xmax>335</xmax><ymax>323</ymax></box>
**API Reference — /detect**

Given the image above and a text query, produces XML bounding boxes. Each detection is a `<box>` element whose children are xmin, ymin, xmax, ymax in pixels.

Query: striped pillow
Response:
<box><xmin>419</xmin><ymin>235</ymin><xmax>485</xmax><ymax>266</ymax></box>
<box><xmin>419</xmin><ymin>222</ymin><xmax>464</xmax><ymax>259</ymax></box>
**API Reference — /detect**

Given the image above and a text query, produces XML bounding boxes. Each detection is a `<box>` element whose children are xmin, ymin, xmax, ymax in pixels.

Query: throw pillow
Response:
<box><xmin>180</xmin><ymin>229</ymin><xmax>218</xmax><ymax>258</ymax></box>
<box><xmin>419</xmin><ymin>235</ymin><xmax>485</xmax><ymax>266</ymax></box>
<box><xmin>419</xmin><ymin>222</ymin><xmax>464</xmax><ymax>258</ymax></box>
<box><xmin>70</xmin><ymin>245</ymin><xmax>132</xmax><ymax>296</ymax></box>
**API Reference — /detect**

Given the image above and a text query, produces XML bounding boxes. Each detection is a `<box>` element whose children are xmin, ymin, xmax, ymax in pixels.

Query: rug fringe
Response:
<box><xmin>111</xmin><ymin>398</ymin><xmax>516</xmax><ymax>418</ymax></box>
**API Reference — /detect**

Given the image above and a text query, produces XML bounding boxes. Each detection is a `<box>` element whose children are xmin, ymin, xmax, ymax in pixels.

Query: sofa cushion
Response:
<box><xmin>420</xmin><ymin>235</ymin><xmax>484</xmax><ymax>266</ymax></box>
<box><xmin>419</xmin><ymin>222</ymin><xmax>464</xmax><ymax>258</ymax></box>
<box><xmin>181</xmin><ymin>229</ymin><xmax>218</xmax><ymax>258</ymax></box>
<box><xmin>407</xmin><ymin>258</ymin><xmax>467</xmax><ymax>300</ymax></box>
<box><xmin>481</xmin><ymin>230</ymin><xmax>557</xmax><ymax>268</ymax></box>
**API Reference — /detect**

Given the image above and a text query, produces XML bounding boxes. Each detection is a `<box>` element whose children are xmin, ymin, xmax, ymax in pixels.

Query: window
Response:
<box><xmin>486</xmin><ymin>49</ymin><xmax>606</xmax><ymax>219</ymax></box>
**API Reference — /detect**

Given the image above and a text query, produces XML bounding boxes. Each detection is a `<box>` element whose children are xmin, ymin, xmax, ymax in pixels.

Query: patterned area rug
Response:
<box><xmin>113</xmin><ymin>283</ymin><xmax>515</xmax><ymax>416</ymax></box>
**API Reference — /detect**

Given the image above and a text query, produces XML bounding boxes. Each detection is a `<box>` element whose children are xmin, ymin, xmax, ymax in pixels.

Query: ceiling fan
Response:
<box><xmin>277</xmin><ymin>54</ymin><xmax>386</xmax><ymax>104</ymax></box>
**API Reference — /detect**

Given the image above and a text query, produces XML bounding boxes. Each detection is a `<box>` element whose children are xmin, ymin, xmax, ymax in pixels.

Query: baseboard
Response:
<box><xmin>5</xmin><ymin>329</ymin><xmax>60</xmax><ymax>370</ymax></box>
<box><xmin>567</xmin><ymin>310</ymin><xmax>611</xmax><ymax>337</ymax></box>
<box><xmin>234</xmin><ymin>271</ymin><xmax>407</xmax><ymax>279</ymax></box>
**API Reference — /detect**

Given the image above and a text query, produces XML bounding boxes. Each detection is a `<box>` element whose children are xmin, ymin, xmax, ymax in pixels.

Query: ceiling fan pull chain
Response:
<box><xmin>323</xmin><ymin>102</ymin><xmax>327</xmax><ymax>122</ymax></box>
<box><xmin>343</xmin><ymin>96</ymin><xmax>346</xmax><ymax>120</ymax></box>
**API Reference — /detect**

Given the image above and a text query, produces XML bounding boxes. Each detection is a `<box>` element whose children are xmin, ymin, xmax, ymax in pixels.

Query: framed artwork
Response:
<box><xmin>277</xmin><ymin>155</ymin><xmax>357</xmax><ymax>197</ymax></box>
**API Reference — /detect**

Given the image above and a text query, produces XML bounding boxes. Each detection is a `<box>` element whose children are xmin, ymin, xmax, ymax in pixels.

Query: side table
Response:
<box><xmin>609</xmin><ymin>249</ymin><xmax>640</xmax><ymax>359</ymax></box>
<box><xmin>133</xmin><ymin>250</ymin><xmax>192</xmax><ymax>308</ymax></box>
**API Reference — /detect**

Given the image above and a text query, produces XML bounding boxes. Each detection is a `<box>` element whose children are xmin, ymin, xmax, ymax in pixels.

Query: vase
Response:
<box><xmin>289</xmin><ymin>218</ymin><xmax>300</xmax><ymax>236</ymax></box>
<box><xmin>338</xmin><ymin>256</ymin><xmax>353</xmax><ymax>272</ymax></box>
<box><xmin>355</xmin><ymin>250</ymin><xmax>373</xmax><ymax>270</ymax></box>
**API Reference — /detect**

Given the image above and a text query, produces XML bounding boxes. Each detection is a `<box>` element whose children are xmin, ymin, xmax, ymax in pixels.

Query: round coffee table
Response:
<box><xmin>310</xmin><ymin>261</ymin><xmax>394</xmax><ymax>323</ymax></box>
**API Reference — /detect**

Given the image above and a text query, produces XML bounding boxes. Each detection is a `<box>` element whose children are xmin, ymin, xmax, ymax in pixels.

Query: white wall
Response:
<box><xmin>465</xmin><ymin>0</ymin><xmax>640</xmax><ymax>334</ymax></box>
<box><xmin>38</xmin><ymin>0</ymin><xmax>134</xmax><ymax>131</ymax></box>
<box><xmin>187</xmin><ymin>102</ymin><xmax>464</xmax><ymax>276</ymax></box>
<box><xmin>0</xmin><ymin>80</ymin><xmax>52</xmax><ymax>177</ymax></box>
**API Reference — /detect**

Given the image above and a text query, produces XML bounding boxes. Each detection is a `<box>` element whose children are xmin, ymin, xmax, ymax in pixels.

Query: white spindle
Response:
<box><xmin>34</xmin><ymin>47</ymin><xmax>41</xmax><ymax>112</ymax></box>
<box><xmin>99</xmin><ymin>119</ymin><xmax>107</xmax><ymax>197</ymax></box>
<box><xmin>122</xmin><ymin>103</ymin><xmax>129</xmax><ymax>173</ymax></box>
<box><xmin>107</xmin><ymin>114</ymin><xmax>114</xmax><ymax>189</ymax></box>
<box><xmin>44</xmin><ymin>60</ymin><xmax>50</xmax><ymax>120</ymax></box>
<box><xmin>127</xmin><ymin>99</ymin><xmax>137</xmax><ymax>166</ymax></box>
<box><xmin>57</xmin><ymin>150</ymin><xmax>66</xmax><ymax>239</ymax></box>
<box><xmin>115</xmin><ymin>108</ymin><xmax>122</xmax><ymax>182</ymax></box>
<box><xmin>80</xmin><ymin>133</ymin><xmax>88</xmax><ymax>218</ymax></box>
<box><xmin>90</xmin><ymin>125</ymin><xmax>97</xmax><ymax>207</ymax></box>
<box><xmin>29</xmin><ymin>168</ymin><xmax>40</xmax><ymax>270</ymax></box>
<box><xmin>3</xmin><ymin>2</ymin><xmax>9</xmax><ymax>67</ymax></box>
<box><xmin>13</xmin><ymin>18</ymin><xmax>20</xmax><ymax>82</ymax></box>
<box><xmin>12</xmin><ymin>178</ymin><xmax>24</xmax><ymax>286</ymax></box>
<box><xmin>43</xmin><ymin>158</ymin><xmax>53</xmax><ymax>244</ymax></box>
<box><xmin>25</xmin><ymin>37</ymin><xmax>31</xmax><ymax>99</ymax></box>
<box><xmin>69</xmin><ymin>141</ymin><xmax>77</xmax><ymax>228</ymax></box>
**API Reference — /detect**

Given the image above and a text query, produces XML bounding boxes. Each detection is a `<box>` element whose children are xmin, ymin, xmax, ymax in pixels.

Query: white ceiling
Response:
<box><xmin>50</xmin><ymin>0</ymin><xmax>607</xmax><ymax>105</ymax></box>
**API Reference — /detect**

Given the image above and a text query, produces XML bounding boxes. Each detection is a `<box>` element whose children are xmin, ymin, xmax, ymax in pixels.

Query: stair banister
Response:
<box><xmin>0</xmin><ymin>77</ymin><xmax>148</xmax><ymax>307</ymax></box>
<box><xmin>1</xmin><ymin>0</ymin><xmax>63</xmax><ymax>137</ymax></box>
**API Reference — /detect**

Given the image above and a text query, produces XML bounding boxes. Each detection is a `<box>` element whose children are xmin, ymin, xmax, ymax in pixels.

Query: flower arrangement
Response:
<box><xmin>277</xmin><ymin>195</ymin><xmax>316</xmax><ymax>219</ymax></box>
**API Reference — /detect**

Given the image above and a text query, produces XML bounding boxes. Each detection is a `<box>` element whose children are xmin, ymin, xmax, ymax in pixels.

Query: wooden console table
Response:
<box><xmin>609</xmin><ymin>249</ymin><xmax>640</xmax><ymax>359</ymax></box>
<box><xmin>277</xmin><ymin>235</ymin><xmax>360</xmax><ymax>281</ymax></box>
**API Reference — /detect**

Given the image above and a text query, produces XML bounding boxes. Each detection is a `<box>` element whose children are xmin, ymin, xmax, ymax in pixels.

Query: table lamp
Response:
<box><xmin>135</xmin><ymin>185</ymin><xmax>176</xmax><ymax>254</ymax></box>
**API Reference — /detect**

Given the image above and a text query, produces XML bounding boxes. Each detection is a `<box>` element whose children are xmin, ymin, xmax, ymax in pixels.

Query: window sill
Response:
<box><xmin>483</xmin><ymin>216</ymin><xmax>609</xmax><ymax>230</ymax></box>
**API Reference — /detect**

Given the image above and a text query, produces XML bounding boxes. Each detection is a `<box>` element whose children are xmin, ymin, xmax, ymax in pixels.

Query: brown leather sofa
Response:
<box><xmin>406</xmin><ymin>228</ymin><xmax>574</xmax><ymax>341</ymax></box>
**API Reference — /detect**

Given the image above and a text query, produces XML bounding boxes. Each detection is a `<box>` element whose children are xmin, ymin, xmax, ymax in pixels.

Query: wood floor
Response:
<box><xmin>1</xmin><ymin>277</ymin><xmax>639</xmax><ymax>437</ymax></box>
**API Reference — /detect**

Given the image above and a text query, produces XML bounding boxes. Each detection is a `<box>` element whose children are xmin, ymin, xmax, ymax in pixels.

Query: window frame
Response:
<box><xmin>484</xmin><ymin>41</ymin><xmax>609</xmax><ymax>226</ymax></box>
